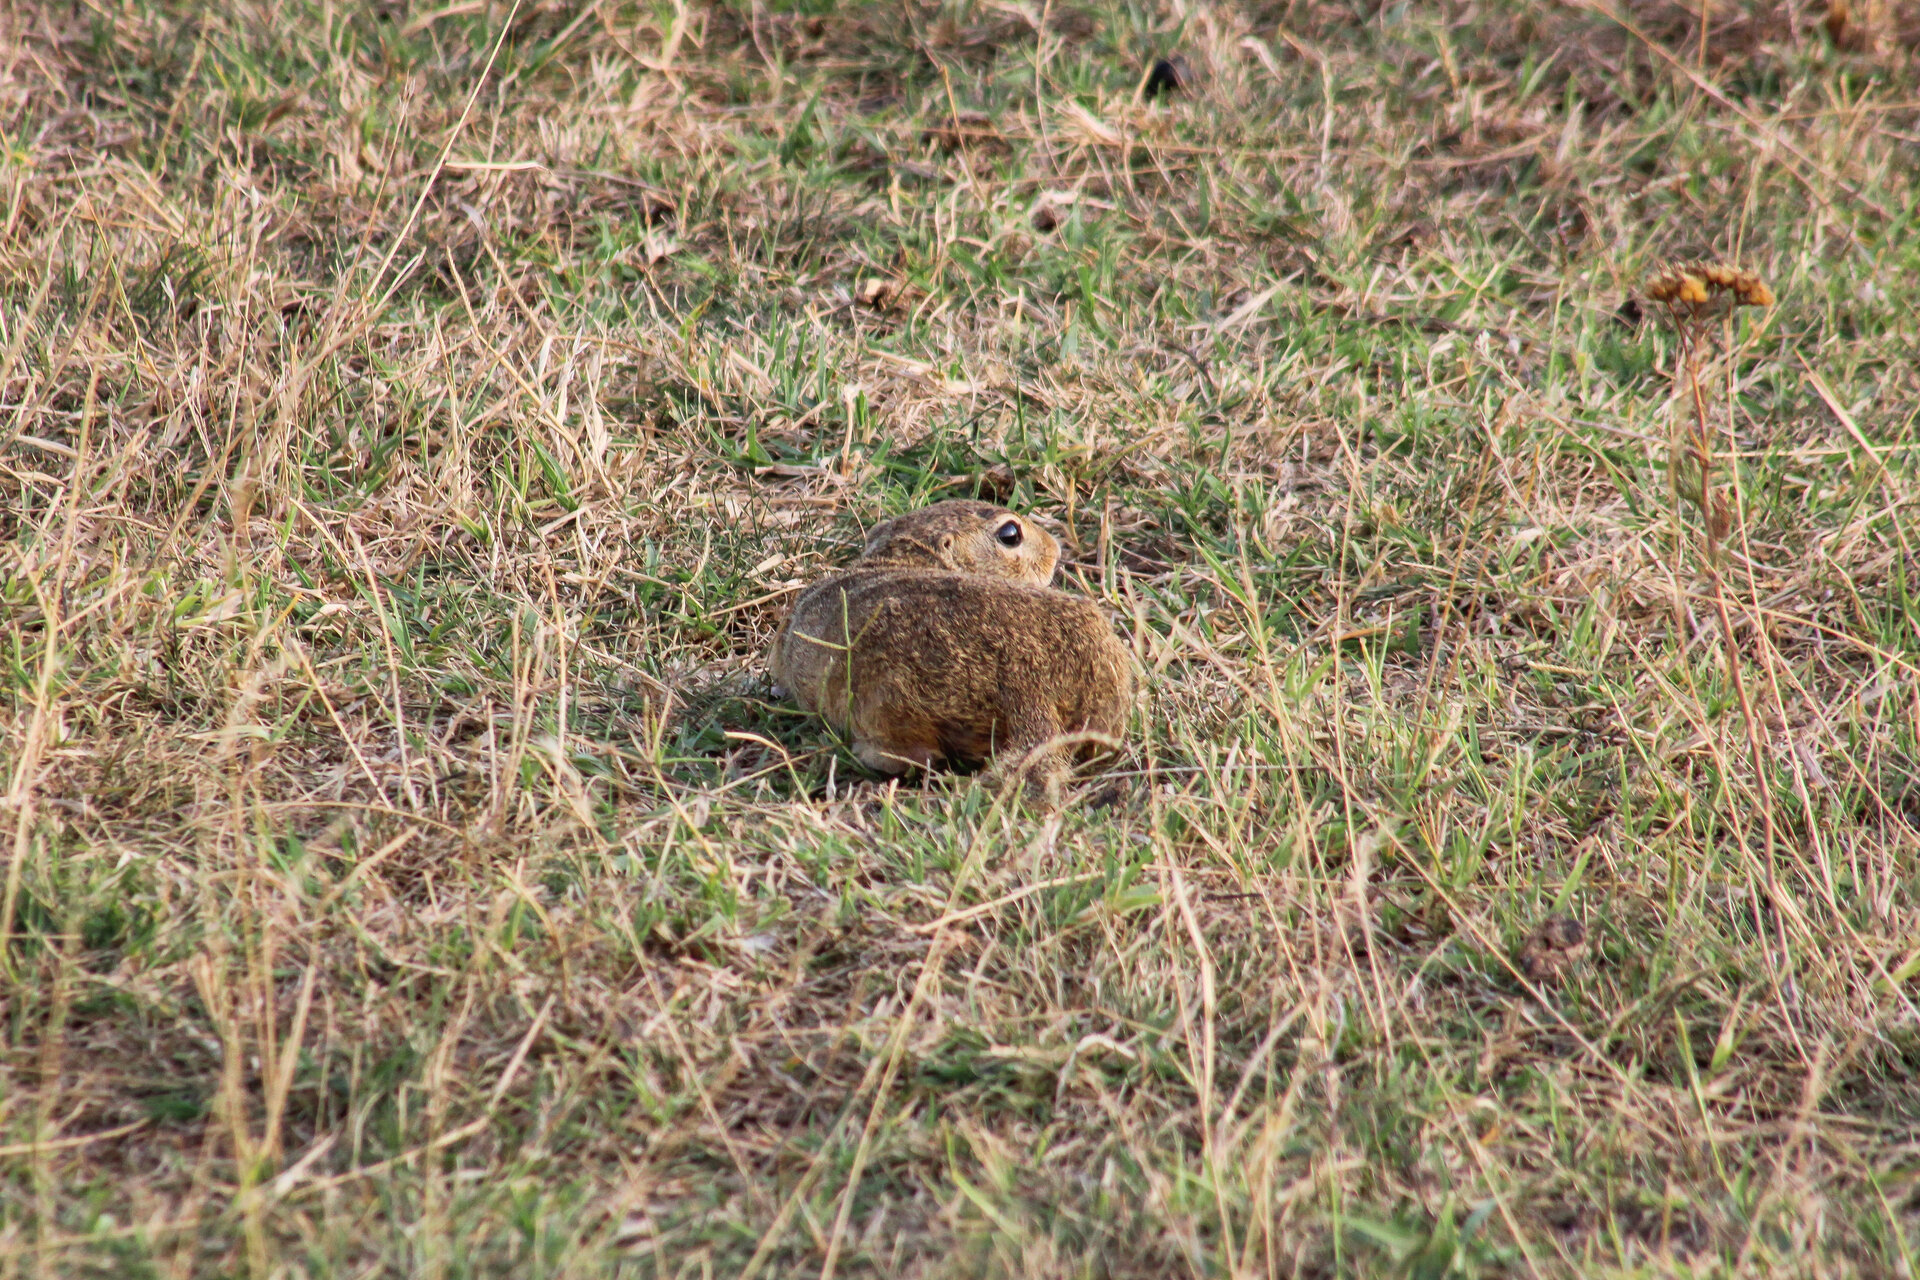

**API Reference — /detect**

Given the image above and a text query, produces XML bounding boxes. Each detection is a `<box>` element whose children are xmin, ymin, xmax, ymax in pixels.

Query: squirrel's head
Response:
<box><xmin>858</xmin><ymin>500</ymin><xmax>1059</xmax><ymax>584</ymax></box>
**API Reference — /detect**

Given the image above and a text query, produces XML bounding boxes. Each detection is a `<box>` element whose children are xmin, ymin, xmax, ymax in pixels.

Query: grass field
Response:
<box><xmin>4</xmin><ymin>0</ymin><xmax>1920</xmax><ymax>1274</ymax></box>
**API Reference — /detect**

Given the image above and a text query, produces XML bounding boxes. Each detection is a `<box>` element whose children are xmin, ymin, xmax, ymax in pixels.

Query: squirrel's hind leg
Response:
<box><xmin>991</xmin><ymin>711</ymin><xmax>1070</xmax><ymax>812</ymax></box>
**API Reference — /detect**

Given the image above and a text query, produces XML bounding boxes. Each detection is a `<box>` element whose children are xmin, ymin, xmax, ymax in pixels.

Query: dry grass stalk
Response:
<box><xmin>1647</xmin><ymin>261</ymin><xmax>1797</xmax><ymax>950</ymax></box>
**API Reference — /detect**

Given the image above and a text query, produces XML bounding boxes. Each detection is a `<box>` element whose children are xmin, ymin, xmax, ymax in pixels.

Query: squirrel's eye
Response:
<box><xmin>995</xmin><ymin>520</ymin><xmax>1023</xmax><ymax>548</ymax></box>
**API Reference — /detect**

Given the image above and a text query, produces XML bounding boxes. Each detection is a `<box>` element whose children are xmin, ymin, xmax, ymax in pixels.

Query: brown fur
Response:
<box><xmin>771</xmin><ymin>502</ymin><xmax>1133</xmax><ymax>807</ymax></box>
<box><xmin>854</xmin><ymin>499</ymin><xmax>1059</xmax><ymax>582</ymax></box>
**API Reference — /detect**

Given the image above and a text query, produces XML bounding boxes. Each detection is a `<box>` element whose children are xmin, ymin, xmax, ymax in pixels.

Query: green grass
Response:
<box><xmin>4</xmin><ymin>0</ymin><xmax>1920</xmax><ymax>1275</ymax></box>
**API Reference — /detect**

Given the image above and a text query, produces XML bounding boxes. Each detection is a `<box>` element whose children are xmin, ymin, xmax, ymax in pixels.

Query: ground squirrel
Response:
<box><xmin>771</xmin><ymin>500</ymin><xmax>1133</xmax><ymax>807</ymax></box>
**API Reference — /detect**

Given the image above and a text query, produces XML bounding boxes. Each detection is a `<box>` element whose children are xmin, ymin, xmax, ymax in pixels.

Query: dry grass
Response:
<box><xmin>3</xmin><ymin>0</ymin><xmax>1920</xmax><ymax>1275</ymax></box>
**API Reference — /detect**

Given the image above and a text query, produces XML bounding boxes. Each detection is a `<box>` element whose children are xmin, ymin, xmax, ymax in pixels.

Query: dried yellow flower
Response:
<box><xmin>1644</xmin><ymin>262</ymin><xmax>1775</xmax><ymax>314</ymax></box>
